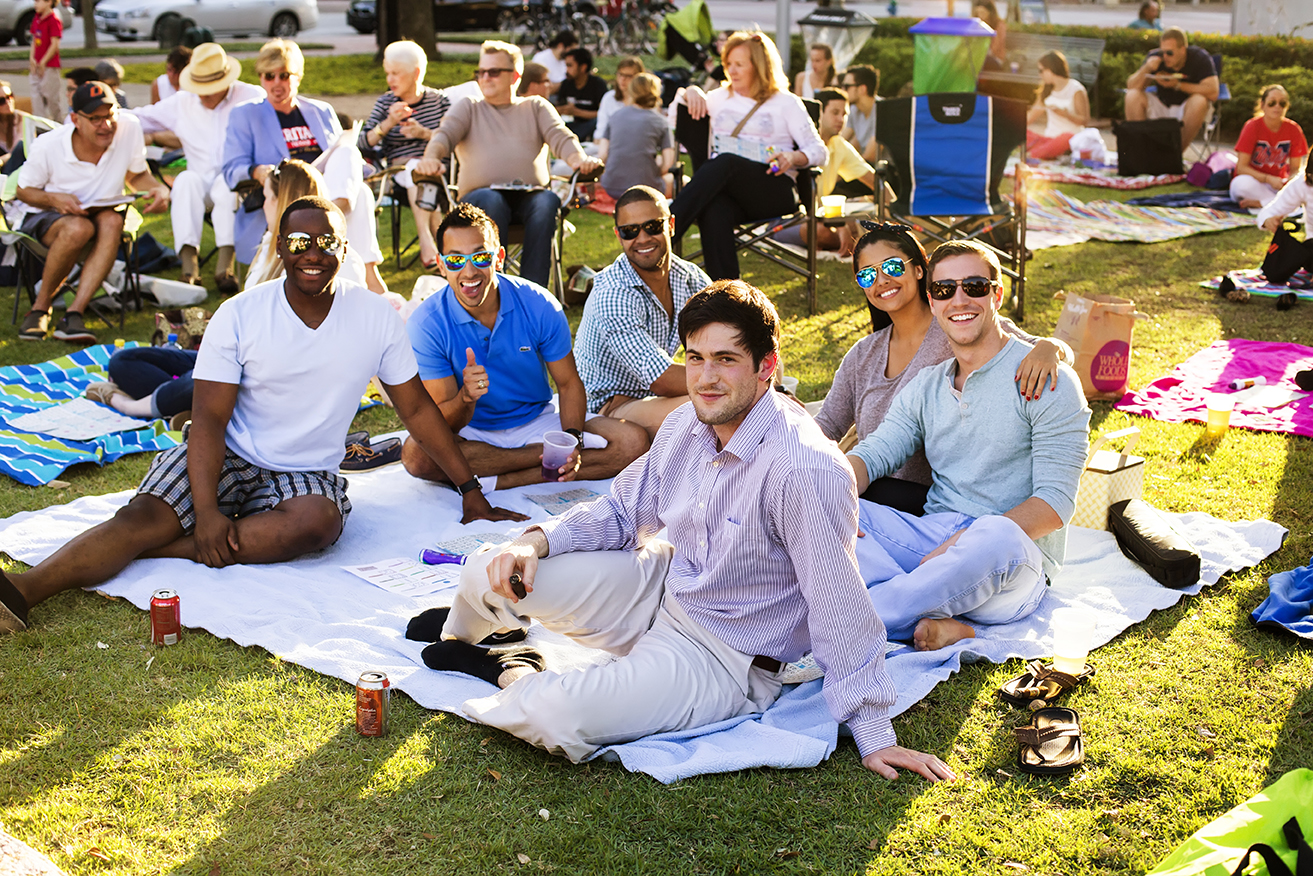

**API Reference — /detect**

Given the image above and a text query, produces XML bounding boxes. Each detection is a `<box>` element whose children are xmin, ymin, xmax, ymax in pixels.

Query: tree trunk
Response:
<box><xmin>82</xmin><ymin>0</ymin><xmax>98</xmax><ymax>51</ymax></box>
<box><xmin>385</xmin><ymin>0</ymin><xmax>439</xmax><ymax>61</ymax></box>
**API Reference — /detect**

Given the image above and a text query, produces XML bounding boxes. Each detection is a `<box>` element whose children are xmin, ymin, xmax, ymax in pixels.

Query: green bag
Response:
<box><xmin>1148</xmin><ymin>769</ymin><xmax>1312</xmax><ymax>876</ymax></box>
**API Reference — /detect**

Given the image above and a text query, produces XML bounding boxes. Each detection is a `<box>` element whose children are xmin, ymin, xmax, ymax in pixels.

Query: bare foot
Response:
<box><xmin>1238</xmin><ymin>198</ymin><xmax>1262</xmax><ymax>210</ymax></box>
<box><xmin>913</xmin><ymin>617</ymin><xmax>976</xmax><ymax>651</ymax></box>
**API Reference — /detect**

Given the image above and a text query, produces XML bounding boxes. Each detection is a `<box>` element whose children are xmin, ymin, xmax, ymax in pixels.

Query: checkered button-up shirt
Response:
<box><xmin>574</xmin><ymin>252</ymin><xmax>712</xmax><ymax>413</ymax></box>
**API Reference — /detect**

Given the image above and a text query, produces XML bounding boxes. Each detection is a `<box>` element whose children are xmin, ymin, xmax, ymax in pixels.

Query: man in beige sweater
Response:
<box><xmin>416</xmin><ymin>40</ymin><xmax>601</xmax><ymax>287</ymax></box>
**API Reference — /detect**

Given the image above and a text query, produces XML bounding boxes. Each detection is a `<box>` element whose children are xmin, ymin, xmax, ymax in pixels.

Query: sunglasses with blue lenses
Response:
<box><xmin>855</xmin><ymin>257</ymin><xmax>909</xmax><ymax>288</ymax></box>
<box><xmin>440</xmin><ymin>250</ymin><xmax>496</xmax><ymax>272</ymax></box>
<box><xmin>283</xmin><ymin>232</ymin><xmax>344</xmax><ymax>255</ymax></box>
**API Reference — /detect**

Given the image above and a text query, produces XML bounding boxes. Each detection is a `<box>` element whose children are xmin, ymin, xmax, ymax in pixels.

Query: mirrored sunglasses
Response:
<box><xmin>261</xmin><ymin>71</ymin><xmax>294</xmax><ymax>82</ymax></box>
<box><xmin>928</xmin><ymin>276</ymin><xmax>999</xmax><ymax>301</ymax></box>
<box><xmin>441</xmin><ymin>250</ymin><xmax>495</xmax><ymax>271</ymax></box>
<box><xmin>284</xmin><ymin>232</ymin><xmax>344</xmax><ymax>255</ymax></box>
<box><xmin>855</xmin><ymin>257</ymin><xmax>909</xmax><ymax>288</ymax></box>
<box><xmin>616</xmin><ymin>218</ymin><xmax>665</xmax><ymax>240</ymax></box>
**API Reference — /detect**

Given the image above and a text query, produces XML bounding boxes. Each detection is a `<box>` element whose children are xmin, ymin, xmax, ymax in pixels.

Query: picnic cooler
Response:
<box><xmin>1053</xmin><ymin>291</ymin><xmax>1146</xmax><ymax>400</ymax></box>
<box><xmin>1071</xmin><ymin>427</ymin><xmax>1144</xmax><ymax>530</ymax></box>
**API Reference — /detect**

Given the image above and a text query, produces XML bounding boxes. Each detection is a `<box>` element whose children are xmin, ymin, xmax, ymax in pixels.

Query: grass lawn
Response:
<box><xmin>1</xmin><ymin>61</ymin><xmax>1311</xmax><ymax>875</ymax></box>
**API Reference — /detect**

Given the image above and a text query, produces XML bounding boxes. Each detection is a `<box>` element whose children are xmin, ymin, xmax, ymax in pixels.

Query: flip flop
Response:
<box><xmin>999</xmin><ymin>659</ymin><xmax>1095</xmax><ymax>707</ymax></box>
<box><xmin>1015</xmin><ymin>707</ymin><xmax>1084</xmax><ymax>776</ymax></box>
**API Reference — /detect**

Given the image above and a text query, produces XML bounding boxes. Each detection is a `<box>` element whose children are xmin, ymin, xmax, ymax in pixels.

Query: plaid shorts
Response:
<box><xmin>138</xmin><ymin>443</ymin><xmax>352</xmax><ymax>533</ymax></box>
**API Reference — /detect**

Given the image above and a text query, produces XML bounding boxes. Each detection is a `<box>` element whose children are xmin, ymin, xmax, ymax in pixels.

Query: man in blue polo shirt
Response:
<box><xmin>401</xmin><ymin>203</ymin><xmax>649</xmax><ymax>490</ymax></box>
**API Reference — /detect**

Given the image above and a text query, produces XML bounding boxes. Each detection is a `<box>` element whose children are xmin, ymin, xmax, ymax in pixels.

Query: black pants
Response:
<box><xmin>671</xmin><ymin>153</ymin><xmax>799</xmax><ymax>280</ymax></box>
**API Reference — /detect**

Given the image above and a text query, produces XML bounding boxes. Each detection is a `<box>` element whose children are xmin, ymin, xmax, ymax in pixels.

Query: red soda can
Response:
<box><xmin>355</xmin><ymin>671</ymin><xmax>391</xmax><ymax>737</ymax></box>
<box><xmin>150</xmin><ymin>589</ymin><xmax>181</xmax><ymax>646</ymax></box>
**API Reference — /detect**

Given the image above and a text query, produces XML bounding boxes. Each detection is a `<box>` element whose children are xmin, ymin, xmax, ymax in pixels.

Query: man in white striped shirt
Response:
<box><xmin>425</xmin><ymin>280</ymin><xmax>954</xmax><ymax>781</ymax></box>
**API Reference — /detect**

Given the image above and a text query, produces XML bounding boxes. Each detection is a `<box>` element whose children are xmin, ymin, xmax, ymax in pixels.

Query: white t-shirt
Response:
<box><xmin>154</xmin><ymin>73</ymin><xmax>177</xmax><ymax>102</ymax></box>
<box><xmin>532</xmin><ymin>49</ymin><xmax>568</xmax><ymax>84</ymax></box>
<box><xmin>12</xmin><ymin>113</ymin><xmax>149</xmax><ymax>218</ymax></box>
<box><xmin>193</xmin><ymin>278</ymin><xmax>418</xmax><ymax>472</ymax></box>
<box><xmin>595</xmin><ymin>89</ymin><xmax>621</xmax><ymax>140</ymax></box>
<box><xmin>1043</xmin><ymin>78</ymin><xmax>1088</xmax><ymax>138</ymax></box>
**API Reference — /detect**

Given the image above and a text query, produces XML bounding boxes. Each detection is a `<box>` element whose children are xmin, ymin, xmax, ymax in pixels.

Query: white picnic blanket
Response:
<box><xmin>0</xmin><ymin>461</ymin><xmax>1286</xmax><ymax>783</ymax></box>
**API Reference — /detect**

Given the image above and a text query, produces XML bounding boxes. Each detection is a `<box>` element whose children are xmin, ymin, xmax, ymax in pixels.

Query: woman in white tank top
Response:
<box><xmin>793</xmin><ymin>43</ymin><xmax>836</xmax><ymax>100</ymax></box>
<box><xmin>1025</xmin><ymin>50</ymin><xmax>1090</xmax><ymax>160</ymax></box>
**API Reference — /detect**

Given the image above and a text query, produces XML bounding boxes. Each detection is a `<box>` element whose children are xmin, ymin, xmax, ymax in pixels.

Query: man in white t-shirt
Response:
<box><xmin>0</xmin><ymin>197</ymin><xmax>527</xmax><ymax>637</ymax></box>
<box><xmin>530</xmin><ymin>30</ymin><xmax>576</xmax><ymax>96</ymax></box>
<box><xmin>12</xmin><ymin>81</ymin><xmax>170</xmax><ymax>344</ymax></box>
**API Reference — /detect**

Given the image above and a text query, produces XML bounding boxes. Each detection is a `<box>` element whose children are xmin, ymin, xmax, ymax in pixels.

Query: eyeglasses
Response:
<box><xmin>841</xmin><ymin>80</ymin><xmax>858</xmax><ymax>88</ymax></box>
<box><xmin>440</xmin><ymin>250</ymin><xmax>496</xmax><ymax>271</ymax></box>
<box><xmin>616</xmin><ymin>218</ymin><xmax>666</xmax><ymax>240</ymax></box>
<box><xmin>261</xmin><ymin>71</ymin><xmax>294</xmax><ymax>82</ymax></box>
<box><xmin>928</xmin><ymin>276</ymin><xmax>999</xmax><ymax>300</ymax></box>
<box><xmin>283</xmin><ymin>232</ymin><xmax>344</xmax><ymax>255</ymax></box>
<box><xmin>79</xmin><ymin>110</ymin><xmax>117</xmax><ymax>128</ymax></box>
<box><xmin>855</xmin><ymin>257</ymin><xmax>909</xmax><ymax>288</ymax></box>
<box><xmin>473</xmin><ymin>68</ymin><xmax>515</xmax><ymax>80</ymax></box>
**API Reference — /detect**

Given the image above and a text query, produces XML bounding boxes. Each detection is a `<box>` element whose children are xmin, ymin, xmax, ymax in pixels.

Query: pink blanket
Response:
<box><xmin>1115</xmin><ymin>339</ymin><xmax>1313</xmax><ymax>436</ymax></box>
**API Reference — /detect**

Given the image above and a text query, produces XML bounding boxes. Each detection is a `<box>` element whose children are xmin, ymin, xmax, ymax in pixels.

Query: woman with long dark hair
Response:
<box><xmin>1024</xmin><ymin>50</ymin><xmax>1089</xmax><ymax>160</ymax></box>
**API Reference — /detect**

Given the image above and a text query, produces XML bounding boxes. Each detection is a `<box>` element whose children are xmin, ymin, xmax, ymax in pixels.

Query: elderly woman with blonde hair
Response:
<box><xmin>668</xmin><ymin>30</ymin><xmax>827</xmax><ymax>280</ymax></box>
<box><xmin>222</xmin><ymin>38</ymin><xmax>389</xmax><ymax>293</ymax></box>
<box><xmin>359</xmin><ymin>39</ymin><xmax>451</xmax><ymax>268</ymax></box>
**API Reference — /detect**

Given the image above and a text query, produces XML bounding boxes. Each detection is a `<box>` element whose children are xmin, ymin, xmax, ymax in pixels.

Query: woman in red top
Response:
<box><xmin>1230</xmin><ymin>84</ymin><xmax>1308</xmax><ymax>209</ymax></box>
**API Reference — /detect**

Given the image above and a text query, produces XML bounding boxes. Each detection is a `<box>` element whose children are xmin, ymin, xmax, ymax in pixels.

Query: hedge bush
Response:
<box><xmin>789</xmin><ymin>20</ymin><xmax>1313</xmax><ymax>140</ymax></box>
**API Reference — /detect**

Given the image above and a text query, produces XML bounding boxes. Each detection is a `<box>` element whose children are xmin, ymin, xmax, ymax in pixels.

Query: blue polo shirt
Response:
<box><xmin>407</xmin><ymin>273</ymin><xmax>573</xmax><ymax>431</ymax></box>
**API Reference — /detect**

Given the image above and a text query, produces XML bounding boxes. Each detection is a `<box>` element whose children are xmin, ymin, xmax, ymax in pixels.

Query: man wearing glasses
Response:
<box><xmin>0</xmin><ymin>197</ymin><xmax>526</xmax><ymax>637</ymax></box>
<box><xmin>573</xmin><ymin>185</ymin><xmax>710</xmax><ymax>441</ymax></box>
<box><xmin>847</xmin><ymin>240</ymin><xmax>1089</xmax><ymax>652</ymax></box>
<box><xmin>11</xmin><ymin>81</ymin><xmax>169</xmax><ymax>344</ymax></box>
<box><xmin>840</xmin><ymin>64</ymin><xmax>881</xmax><ymax>163</ymax></box>
<box><xmin>1125</xmin><ymin>27</ymin><xmax>1218</xmax><ymax>152</ymax></box>
<box><xmin>222</xmin><ymin>39</ymin><xmax>388</xmax><ymax>294</ymax></box>
<box><xmin>400</xmin><ymin>203</ymin><xmax>647</xmax><ymax>490</ymax></box>
<box><xmin>414</xmin><ymin>40</ymin><xmax>601</xmax><ymax>289</ymax></box>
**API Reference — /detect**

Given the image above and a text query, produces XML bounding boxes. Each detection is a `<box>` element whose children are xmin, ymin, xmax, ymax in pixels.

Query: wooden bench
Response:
<box><xmin>978</xmin><ymin>31</ymin><xmax>1106</xmax><ymax>116</ymax></box>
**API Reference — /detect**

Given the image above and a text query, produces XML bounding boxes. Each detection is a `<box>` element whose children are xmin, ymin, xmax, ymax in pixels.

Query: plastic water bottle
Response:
<box><xmin>163</xmin><ymin>333</ymin><xmax>182</xmax><ymax>350</ymax></box>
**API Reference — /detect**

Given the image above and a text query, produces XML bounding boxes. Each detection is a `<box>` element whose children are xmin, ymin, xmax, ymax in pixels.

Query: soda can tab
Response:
<box><xmin>355</xmin><ymin>671</ymin><xmax>391</xmax><ymax>737</ymax></box>
<box><xmin>150</xmin><ymin>589</ymin><xmax>181</xmax><ymax>646</ymax></box>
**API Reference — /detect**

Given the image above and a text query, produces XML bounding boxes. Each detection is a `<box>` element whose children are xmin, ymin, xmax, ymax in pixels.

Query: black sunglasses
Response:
<box><xmin>928</xmin><ymin>276</ymin><xmax>999</xmax><ymax>300</ymax></box>
<box><xmin>261</xmin><ymin>71</ymin><xmax>294</xmax><ymax>82</ymax></box>
<box><xmin>616</xmin><ymin>218</ymin><xmax>666</xmax><ymax>240</ymax></box>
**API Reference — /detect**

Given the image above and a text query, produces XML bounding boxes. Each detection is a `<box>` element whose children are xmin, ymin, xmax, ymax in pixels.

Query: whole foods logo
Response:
<box><xmin>1091</xmin><ymin>340</ymin><xmax>1129</xmax><ymax>393</ymax></box>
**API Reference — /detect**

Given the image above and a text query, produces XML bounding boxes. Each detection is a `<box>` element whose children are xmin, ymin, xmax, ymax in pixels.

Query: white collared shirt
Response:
<box><xmin>13</xmin><ymin>113</ymin><xmax>149</xmax><ymax>218</ymax></box>
<box><xmin>130</xmin><ymin>81</ymin><xmax>264</xmax><ymax>181</ymax></box>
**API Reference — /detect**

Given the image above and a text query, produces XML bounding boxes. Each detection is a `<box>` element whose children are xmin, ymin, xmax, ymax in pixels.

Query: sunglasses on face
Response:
<box><xmin>928</xmin><ymin>276</ymin><xmax>999</xmax><ymax>301</ymax></box>
<box><xmin>261</xmin><ymin>71</ymin><xmax>294</xmax><ymax>82</ymax></box>
<box><xmin>1267</xmin><ymin>100</ymin><xmax>1289</xmax><ymax>108</ymax></box>
<box><xmin>283</xmin><ymin>232</ymin><xmax>344</xmax><ymax>255</ymax></box>
<box><xmin>440</xmin><ymin>250</ymin><xmax>495</xmax><ymax>271</ymax></box>
<box><xmin>855</xmin><ymin>257</ymin><xmax>909</xmax><ymax>288</ymax></box>
<box><xmin>616</xmin><ymin>218</ymin><xmax>666</xmax><ymax>240</ymax></box>
<box><xmin>474</xmin><ymin>68</ymin><xmax>514</xmax><ymax>80</ymax></box>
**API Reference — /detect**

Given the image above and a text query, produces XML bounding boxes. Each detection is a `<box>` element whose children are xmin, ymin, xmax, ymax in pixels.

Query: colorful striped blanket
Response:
<box><xmin>1007</xmin><ymin>157</ymin><xmax>1186</xmax><ymax>190</ymax></box>
<box><xmin>0</xmin><ymin>344</ymin><xmax>178</xmax><ymax>486</ymax></box>
<box><xmin>1199</xmin><ymin>268</ymin><xmax>1313</xmax><ymax>301</ymax></box>
<box><xmin>1024</xmin><ymin>189</ymin><xmax>1255</xmax><ymax>246</ymax></box>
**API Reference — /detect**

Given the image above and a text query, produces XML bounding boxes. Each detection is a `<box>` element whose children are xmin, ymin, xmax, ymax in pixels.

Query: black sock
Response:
<box><xmin>421</xmin><ymin>639</ymin><xmax>507</xmax><ymax>685</ymax></box>
<box><xmin>405</xmin><ymin>607</ymin><xmax>528</xmax><ymax>645</ymax></box>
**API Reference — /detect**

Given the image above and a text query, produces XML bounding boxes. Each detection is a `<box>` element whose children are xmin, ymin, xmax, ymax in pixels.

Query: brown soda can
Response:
<box><xmin>150</xmin><ymin>589</ymin><xmax>181</xmax><ymax>646</ymax></box>
<box><xmin>355</xmin><ymin>671</ymin><xmax>391</xmax><ymax>737</ymax></box>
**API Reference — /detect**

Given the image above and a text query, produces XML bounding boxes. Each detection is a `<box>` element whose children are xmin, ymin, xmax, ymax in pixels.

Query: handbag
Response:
<box><xmin>1112</xmin><ymin>119</ymin><xmax>1184</xmax><ymax>176</ymax></box>
<box><xmin>1108</xmin><ymin>498</ymin><xmax>1201</xmax><ymax>588</ymax></box>
<box><xmin>1261</xmin><ymin>219</ymin><xmax>1313</xmax><ymax>285</ymax></box>
<box><xmin>1070</xmin><ymin>427</ymin><xmax>1144</xmax><ymax>530</ymax></box>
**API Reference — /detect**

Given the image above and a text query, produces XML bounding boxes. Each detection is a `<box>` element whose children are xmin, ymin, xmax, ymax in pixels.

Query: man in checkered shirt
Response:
<box><xmin>574</xmin><ymin>185</ymin><xmax>712</xmax><ymax>440</ymax></box>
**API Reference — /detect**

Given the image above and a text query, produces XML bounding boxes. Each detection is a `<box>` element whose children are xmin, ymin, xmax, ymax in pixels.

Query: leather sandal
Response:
<box><xmin>999</xmin><ymin>659</ymin><xmax>1095</xmax><ymax>707</ymax></box>
<box><xmin>1015</xmin><ymin>707</ymin><xmax>1084</xmax><ymax>775</ymax></box>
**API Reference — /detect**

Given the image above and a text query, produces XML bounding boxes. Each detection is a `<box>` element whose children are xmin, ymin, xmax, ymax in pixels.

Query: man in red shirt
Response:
<box><xmin>28</xmin><ymin>0</ymin><xmax>62</xmax><ymax>119</ymax></box>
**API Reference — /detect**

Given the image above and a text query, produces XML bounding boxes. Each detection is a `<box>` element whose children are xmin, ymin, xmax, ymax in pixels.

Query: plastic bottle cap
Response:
<box><xmin>168</xmin><ymin>333</ymin><xmax>178</xmax><ymax>342</ymax></box>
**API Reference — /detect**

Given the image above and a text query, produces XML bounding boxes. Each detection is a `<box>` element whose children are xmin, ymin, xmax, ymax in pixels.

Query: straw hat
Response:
<box><xmin>179</xmin><ymin>43</ymin><xmax>241</xmax><ymax>96</ymax></box>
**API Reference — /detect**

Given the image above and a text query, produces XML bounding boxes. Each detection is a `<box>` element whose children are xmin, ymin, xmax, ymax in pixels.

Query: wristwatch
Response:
<box><xmin>564</xmin><ymin>428</ymin><xmax>584</xmax><ymax>442</ymax></box>
<box><xmin>454</xmin><ymin>477</ymin><xmax>483</xmax><ymax>496</ymax></box>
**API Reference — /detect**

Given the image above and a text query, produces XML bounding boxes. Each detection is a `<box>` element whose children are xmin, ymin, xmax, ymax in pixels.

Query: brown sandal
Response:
<box><xmin>1015</xmin><ymin>707</ymin><xmax>1084</xmax><ymax>775</ymax></box>
<box><xmin>999</xmin><ymin>659</ymin><xmax>1095</xmax><ymax>707</ymax></box>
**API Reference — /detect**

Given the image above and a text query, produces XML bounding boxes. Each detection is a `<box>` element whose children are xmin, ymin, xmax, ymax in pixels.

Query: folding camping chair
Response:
<box><xmin>671</xmin><ymin>98</ymin><xmax>822</xmax><ymax>313</ymax></box>
<box><xmin>873</xmin><ymin>92</ymin><xmax>1031</xmax><ymax>319</ymax></box>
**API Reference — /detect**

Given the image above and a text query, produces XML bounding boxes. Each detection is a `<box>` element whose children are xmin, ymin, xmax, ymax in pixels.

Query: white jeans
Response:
<box><xmin>320</xmin><ymin>144</ymin><xmax>384</xmax><ymax>265</ymax></box>
<box><xmin>1229</xmin><ymin>173</ymin><xmax>1280</xmax><ymax>208</ymax></box>
<box><xmin>856</xmin><ymin>502</ymin><xmax>1048</xmax><ymax>641</ymax></box>
<box><xmin>170</xmin><ymin>170</ymin><xmax>236</xmax><ymax>251</ymax></box>
<box><xmin>445</xmin><ymin>541</ymin><xmax>784</xmax><ymax>763</ymax></box>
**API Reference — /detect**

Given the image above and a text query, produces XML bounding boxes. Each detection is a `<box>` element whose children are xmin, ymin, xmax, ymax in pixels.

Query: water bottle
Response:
<box><xmin>163</xmin><ymin>333</ymin><xmax>182</xmax><ymax>350</ymax></box>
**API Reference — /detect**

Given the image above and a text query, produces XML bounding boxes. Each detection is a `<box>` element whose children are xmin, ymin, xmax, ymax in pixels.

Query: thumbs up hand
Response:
<box><xmin>460</xmin><ymin>347</ymin><xmax>490</xmax><ymax>404</ymax></box>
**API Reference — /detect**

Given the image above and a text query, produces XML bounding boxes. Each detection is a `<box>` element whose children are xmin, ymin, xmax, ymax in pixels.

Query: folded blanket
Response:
<box><xmin>0</xmin><ymin>463</ymin><xmax>1285</xmax><ymax>783</ymax></box>
<box><xmin>1126</xmin><ymin>191</ymin><xmax>1248</xmax><ymax>213</ymax></box>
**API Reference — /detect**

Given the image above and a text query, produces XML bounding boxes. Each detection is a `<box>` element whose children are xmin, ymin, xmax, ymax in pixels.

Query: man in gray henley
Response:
<box><xmin>847</xmin><ymin>240</ymin><xmax>1090</xmax><ymax>652</ymax></box>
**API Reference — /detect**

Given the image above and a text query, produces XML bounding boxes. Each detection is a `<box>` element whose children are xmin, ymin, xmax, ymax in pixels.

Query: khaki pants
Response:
<box><xmin>28</xmin><ymin>67</ymin><xmax>60</xmax><ymax>120</ymax></box>
<box><xmin>445</xmin><ymin>541</ymin><xmax>784</xmax><ymax>763</ymax></box>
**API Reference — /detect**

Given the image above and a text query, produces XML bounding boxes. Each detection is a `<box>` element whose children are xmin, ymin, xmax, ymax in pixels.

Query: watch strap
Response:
<box><xmin>455</xmin><ymin>477</ymin><xmax>482</xmax><ymax>496</ymax></box>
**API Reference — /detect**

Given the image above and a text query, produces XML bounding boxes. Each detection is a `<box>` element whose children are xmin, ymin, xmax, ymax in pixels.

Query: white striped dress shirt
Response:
<box><xmin>539</xmin><ymin>388</ymin><xmax>899</xmax><ymax>756</ymax></box>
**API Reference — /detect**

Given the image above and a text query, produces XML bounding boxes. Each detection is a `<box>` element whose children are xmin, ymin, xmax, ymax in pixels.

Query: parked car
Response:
<box><xmin>346</xmin><ymin>0</ymin><xmax>533</xmax><ymax>36</ymax></box>
<box><xmin>0</xmin><ymin>0</ymin><xmax>73</xmax><ymax>47</ymax></box>
<box><xmin>94</xmin><ymin>0</ymin><xmax>318</xmax><ymax>41</ymax></box>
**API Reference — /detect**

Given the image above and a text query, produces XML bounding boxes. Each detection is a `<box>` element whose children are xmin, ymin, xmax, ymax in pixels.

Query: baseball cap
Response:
<box><xmin>72</xmin><ymin>81</ymin><xmax>118</xmax><ymax>115</ymax></box>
